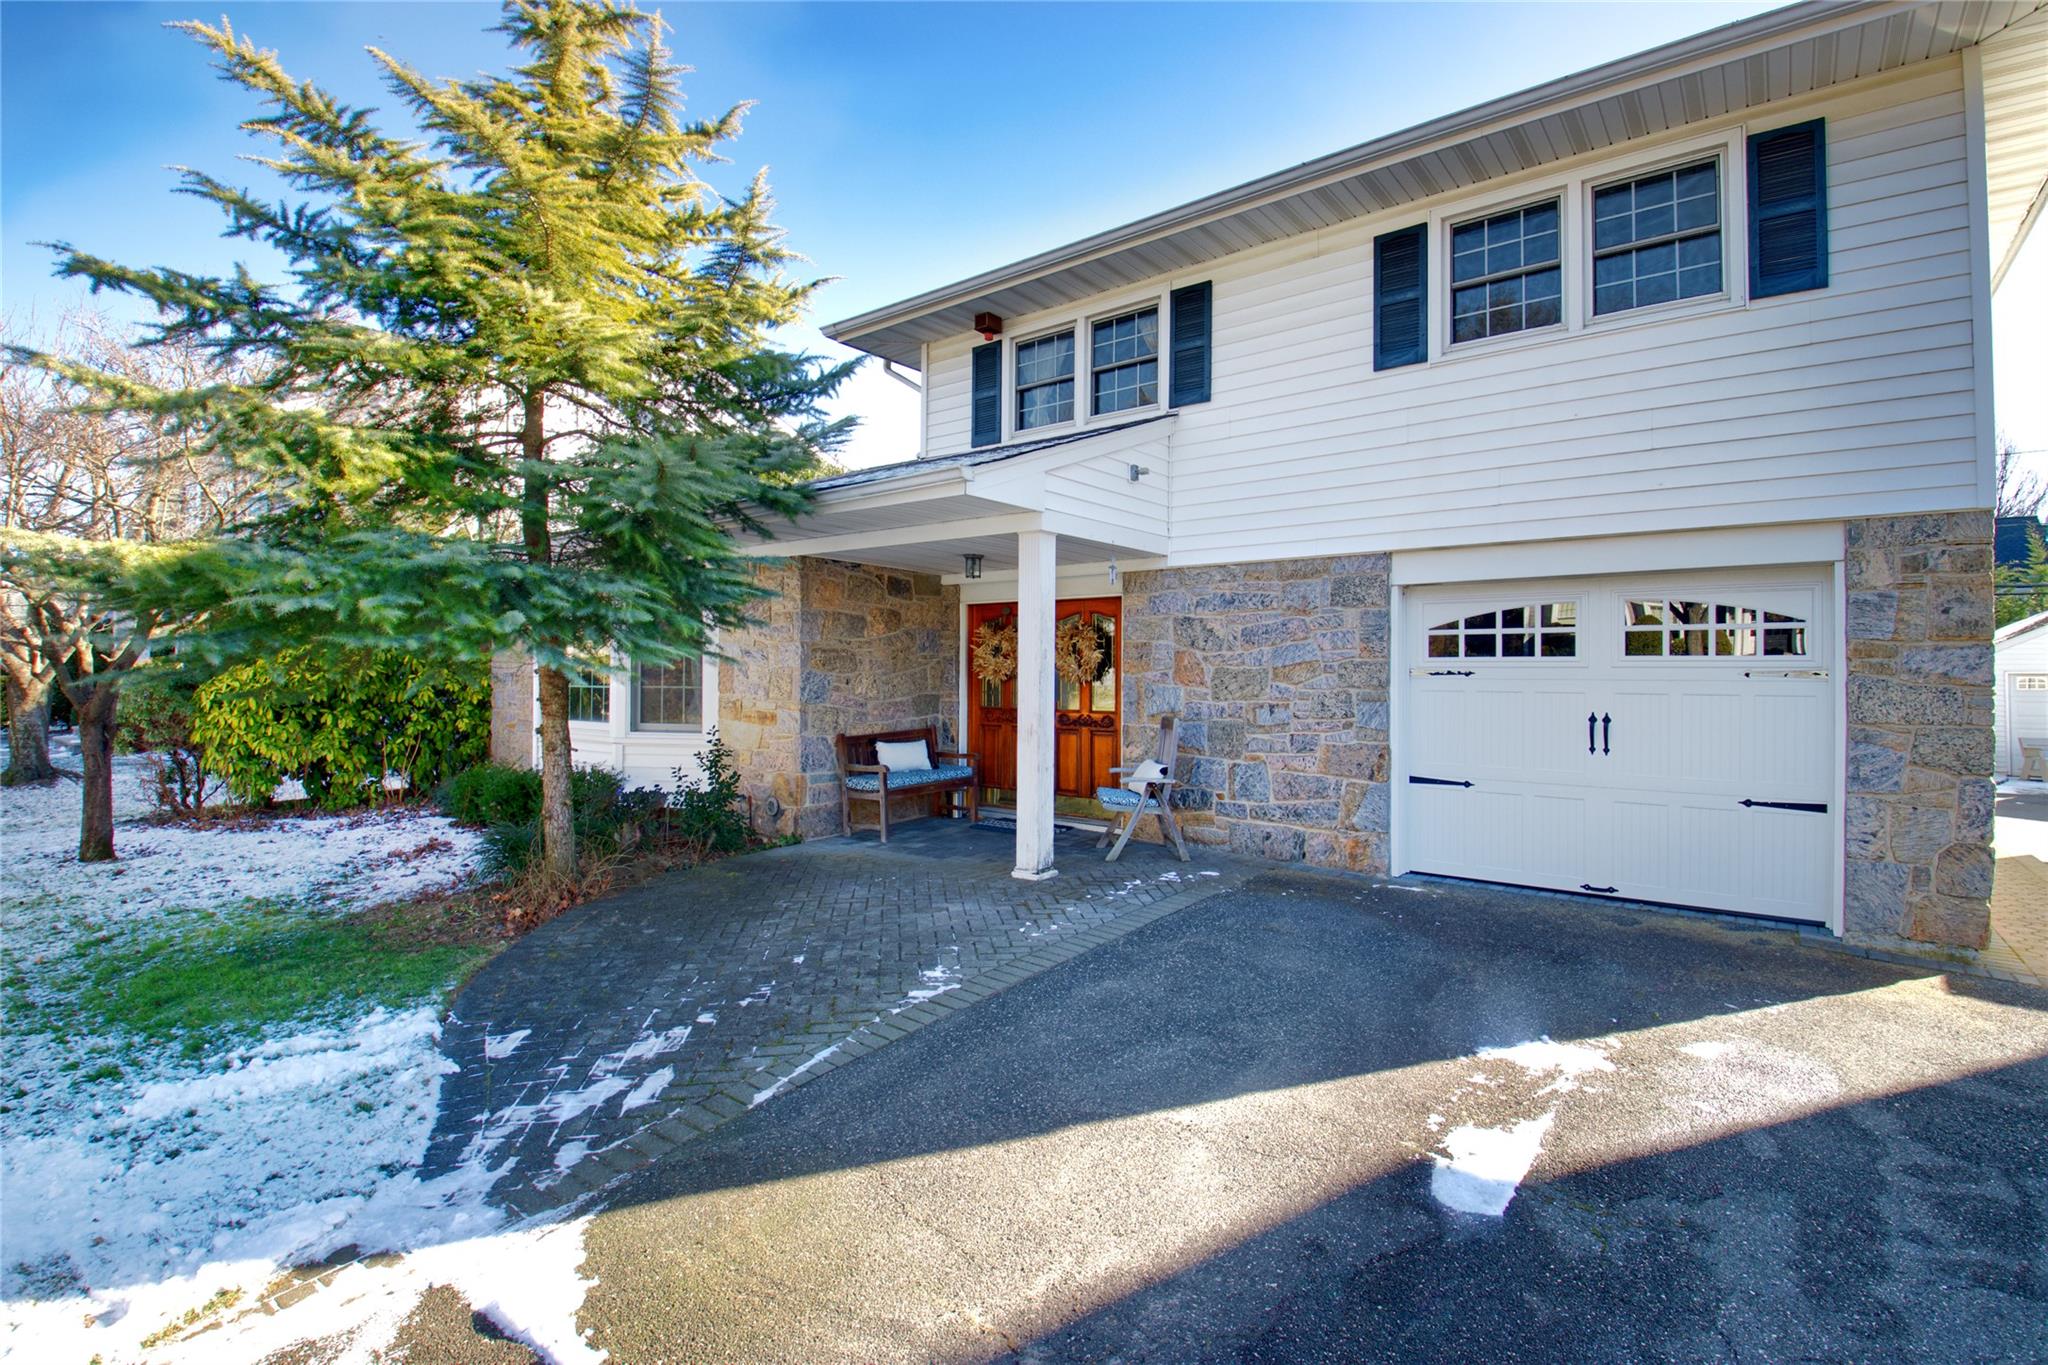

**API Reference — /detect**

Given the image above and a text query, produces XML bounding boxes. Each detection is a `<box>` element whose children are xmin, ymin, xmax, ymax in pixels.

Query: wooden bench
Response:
<box><xmin>837</xmin><ymin>726</ymin><xmax>978</xmax><ymax>842</ymax></box>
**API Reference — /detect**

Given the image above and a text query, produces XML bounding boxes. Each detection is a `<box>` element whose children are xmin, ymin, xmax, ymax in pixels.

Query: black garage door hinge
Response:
<box><xmin>1408</xmin><ymin>775</ymin><xmax>1474</xmax><ymax>788</ymax></box>
<box><xmin>1740</xmin><ymin>798</ymin><xmax>1828</xmax><ymax>813</ymax></box>
<box><xmin>1580</xmin><ymin>883</ymin><xmax>1617</xmax><ymax>894</ymax></box>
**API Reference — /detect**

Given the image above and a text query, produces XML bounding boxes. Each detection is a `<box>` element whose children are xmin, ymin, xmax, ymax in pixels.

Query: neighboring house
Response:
<box><xmin>1995</xmin><ymin>513</ymin><xmax>2045</xmax><ymax>567</ymax></box>
<box><xmin>537</xmin><ymin>2</ymin><xmax>2047</xmax><ymax>952</ymax></box>
<box><xmin>1994</xmin><ymin>609</ymin><xmax>2048</xmax><ymax>776</ymax></box>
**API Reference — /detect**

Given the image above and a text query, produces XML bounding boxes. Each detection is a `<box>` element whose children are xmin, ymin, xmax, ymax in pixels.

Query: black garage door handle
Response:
<box><xmin>1601</xmin><ymin>713</ymin><xmax>1611</xmax><ymax>755</ymax></box>
<box><xmin>1586</xmin><ymin>712</ymin><xmax>1596</xmax><ymax>754</ymax></box>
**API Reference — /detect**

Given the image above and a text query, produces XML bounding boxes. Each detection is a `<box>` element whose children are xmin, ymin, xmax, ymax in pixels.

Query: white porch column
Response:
<box><xmin>1012</xmin><ymin>528</ymin><xmax>1058</xmax><ymax>880</ymax></box>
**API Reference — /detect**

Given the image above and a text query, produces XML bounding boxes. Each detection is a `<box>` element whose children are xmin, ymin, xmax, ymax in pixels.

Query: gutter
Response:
<box><xmin>822</xmin><ymin>1</ymin><xmax>1903</xmax><ymax>345</ymax></box>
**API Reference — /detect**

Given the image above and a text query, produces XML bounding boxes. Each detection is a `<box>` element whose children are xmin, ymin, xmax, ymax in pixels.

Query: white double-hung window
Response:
<box><xmin>1448</xmin><ymin>199</ymin><xmax>1561</xmax><ymax>344</ymax></box>
<box><xmin>1592</xmin><ymin>158</ymin><xmax>1723</xmax><ymax>315</ymax></box>
<box><xmin>633</xmin><ymin>657</ymin><xmax>702</xmax><ymax>731</ymax></box>
<box><xmin>1089</xmin><ymin>306</ymin><xmax>1159</xmax><ymax>415</ymax></box>
<box><xmin>1014</xmin><ymin>330</ymin><xmax>1076</xmax><ymax>431</ymax></box>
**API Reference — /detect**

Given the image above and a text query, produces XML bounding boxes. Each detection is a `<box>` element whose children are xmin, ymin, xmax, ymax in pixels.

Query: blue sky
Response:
<box><xmin>4</xmin><ymin>0</ymin><xmax>2042</xmax><ymax>470</ymax></box>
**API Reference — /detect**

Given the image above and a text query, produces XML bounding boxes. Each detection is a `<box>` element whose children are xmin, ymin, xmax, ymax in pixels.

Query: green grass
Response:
<box><xmin>53</xmin><ymin>909</ymin><xmax>490</xmax><ymax>1052</ymax></box>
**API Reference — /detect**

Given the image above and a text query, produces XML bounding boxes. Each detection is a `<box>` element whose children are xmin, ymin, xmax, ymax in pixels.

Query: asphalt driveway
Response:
<box><xmin>560</xmin><ymin>869</ymin><xmax>2047</xmax><ymax>1363</ymax></box>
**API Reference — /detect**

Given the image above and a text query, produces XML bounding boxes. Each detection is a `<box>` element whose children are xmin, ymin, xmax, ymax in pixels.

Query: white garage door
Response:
<box><xmin>1400</xmin><ymin>567</ymin><xmax>1835</xmax><ymax>924</ymax></box>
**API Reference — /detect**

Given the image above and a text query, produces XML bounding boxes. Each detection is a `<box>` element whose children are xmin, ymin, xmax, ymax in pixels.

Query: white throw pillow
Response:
<box><xmin>1125</xmin><ymin>759</ymin><xmax>1168</xmax><ymax>793</ymax></box>
<box><xmin>873</xmin><ymin>739</ymin><xmax>933</xmax><ymax>773</ymax></box>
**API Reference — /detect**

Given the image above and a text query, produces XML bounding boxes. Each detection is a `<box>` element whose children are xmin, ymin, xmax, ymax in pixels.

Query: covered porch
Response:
<box><xmin>737</xmin><ymin>418</ymin><xmax>1173</xmax><ymax>880</ymax></box>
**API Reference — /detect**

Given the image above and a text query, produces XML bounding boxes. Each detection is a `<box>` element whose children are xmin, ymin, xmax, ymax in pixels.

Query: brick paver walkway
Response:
<box><xmin>1988</xmin><ymin>853</ymin><xmax>2048</xmax><ymax>983</ymax></box>
<box><xmin>427</xmin><ymin>821</ymin><xmax>1253</xmax><ymax>1211</ymax></box>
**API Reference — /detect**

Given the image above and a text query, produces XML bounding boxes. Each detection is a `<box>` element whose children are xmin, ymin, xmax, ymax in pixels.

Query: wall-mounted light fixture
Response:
<box><xmin>963</xmin><ymin>553</ymin><xmax>983</xmax><ymax>579</ymax></box>
<box><xmin>973</xmin><ymin>312</ymin><xmax>1003</xmax><ymax>341</ymax></box>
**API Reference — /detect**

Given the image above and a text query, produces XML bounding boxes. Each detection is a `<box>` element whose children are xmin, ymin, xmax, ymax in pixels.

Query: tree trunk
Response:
<box><xmin>535</xmin><ymin>663</ymin><xmax>575</xmax><ymax>880</ymax></box>
<box><xmin>77</xmin><ymin>686</ymin><xmax>119</xmax><ymax>862</ymax></box>
<box><xmin>518</xmin><ymin>387</ymin><xmax>575</xmax><ymax>881</ymax></box>
<box><xmin>2</xmin><ymin>673</ymin><xmax>57</xmax><ymax>786</ymax></box>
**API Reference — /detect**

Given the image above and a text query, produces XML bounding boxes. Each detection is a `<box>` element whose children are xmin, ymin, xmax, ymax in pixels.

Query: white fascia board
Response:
<box><xmin>738</xmin><ymin>511</ymin><xmax>1048</xmax><ymax>560</ymax></box>
<box><xmin>823</xmin><ymin>2</ymin><xmax>1903</xmax><ymax>348</ymax></box>
<box><xmin>1391</xmin><ymin>522</ymin><xmax>1848</xmax><ymax>586</ymax></box>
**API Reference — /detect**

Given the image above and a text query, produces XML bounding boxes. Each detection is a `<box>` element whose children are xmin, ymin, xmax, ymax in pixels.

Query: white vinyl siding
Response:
<box><xmin>919</xmin><ymin>61</ymin><xmax>1982</xmax><ymax>566</ymax></box>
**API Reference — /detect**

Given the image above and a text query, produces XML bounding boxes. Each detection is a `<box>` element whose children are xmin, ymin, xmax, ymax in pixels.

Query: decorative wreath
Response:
<box><xmin>1055</xmin><ymin>616</ymin><xmax>1115</xmax><ymax>685</ymax></box>
<box><xmin>971</xmin><ymin>617</ymin><xmax>1019</xmax><ymax>684</ymax></box>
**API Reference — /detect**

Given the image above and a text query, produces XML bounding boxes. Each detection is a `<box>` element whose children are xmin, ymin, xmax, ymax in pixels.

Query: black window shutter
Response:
<box><xmin>1748</xmin><ymin>118</ymin><xmax>1828</xmax><ymax>298</ymax></box>
<box><xmin>1373</xmin><ymin>224</ymin><xmax>1428</xmax><ymax>370</ymax></box>
<box><xmin>970</xmin><ymin>340</ymin><xmax>1001</xmax><ymax>447</ymax></box>
<box><xmin>1168</xmin><ymin>280</ymin><xmax>1213</xmax><ymax>406</ymax></box>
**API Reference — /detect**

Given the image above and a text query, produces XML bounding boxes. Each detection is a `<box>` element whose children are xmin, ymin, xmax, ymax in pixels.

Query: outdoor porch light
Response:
<box><xmin>963</xmin><ymin>553</ymin><xmax>983</xmax><ymax>579</ymax></box>
<box><xmin>973</xmin><ymin>312</ymin><xmax>1003</xmax><ymax>340</ymax></box>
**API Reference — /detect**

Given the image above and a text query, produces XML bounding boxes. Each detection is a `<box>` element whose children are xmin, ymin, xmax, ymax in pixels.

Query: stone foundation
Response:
<box><xmin>1844</xmin><ymin>511</ymin><xmax>1995</xmax><ymax>948</ymax></box>
<box><xmin>718</xmin><ymin>559</ymin><xmax>958</xmax><ymax>841</ymax></box>
<box><xmin>1120</xmin><ymin>553</ymin><xmax>1392</xmax><ymax>872</ymax></box>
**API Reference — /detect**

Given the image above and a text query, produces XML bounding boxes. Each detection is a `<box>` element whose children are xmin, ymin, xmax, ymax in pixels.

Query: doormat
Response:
<box><xmin>975</xmin><ymin>814</ymin><xmax>1111</xmax><ymax>836</ymax></box>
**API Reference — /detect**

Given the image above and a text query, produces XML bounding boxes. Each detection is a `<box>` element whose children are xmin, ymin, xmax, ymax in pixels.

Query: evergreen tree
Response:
<box><xmin>9</xmin><ymin>1</ymin><xmax>849</xmax><ymax>875</ymax></box>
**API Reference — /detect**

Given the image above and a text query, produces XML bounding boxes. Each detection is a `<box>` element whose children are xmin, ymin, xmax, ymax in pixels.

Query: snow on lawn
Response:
<box><xmin>0</xmin><ymin>745</ymin><xmax>571</xmax><ymax>1363</ymax></box>
<box><xmin>0</xmin><ymin>740</ymin><xmax>486</xmax><ymax>964</ymax></box>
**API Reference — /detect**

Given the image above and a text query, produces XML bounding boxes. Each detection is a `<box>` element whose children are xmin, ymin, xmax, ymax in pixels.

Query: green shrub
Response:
<box><xmin>119</xmin><ymin>660</ymin><xmax>220</xmax><ymax>815</ymax></box>
<box><xmin>193</xmin><ymin>647</ymin><xmax>489</xmax><ymax>809</ymax></box>
<box><xmin>670</xmin><ymin>732</ymin><xmax>750</xmax><ymax>854</ymax></box>
<box><xmin>475</xmin><ymin>765</ymin><xmax>657</xmax><ymax>875</ymax></box>
<box><xmin>439</xmin><ymin>764</ymin><xmax>542</xmax><ymax>827</ymax></box>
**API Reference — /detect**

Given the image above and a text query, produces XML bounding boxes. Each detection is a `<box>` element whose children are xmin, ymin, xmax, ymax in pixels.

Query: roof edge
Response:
<box><xmin>822</xmin><ymin>0</ymin><xmax>1897</xmax><ymax>346</ymax></box>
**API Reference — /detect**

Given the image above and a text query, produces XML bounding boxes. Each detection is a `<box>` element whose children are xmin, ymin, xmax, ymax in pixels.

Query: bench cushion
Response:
<box><xmin>843</xmin><ymin>763</ymin><xmax>974</xmax><ymax>794</ymax></box>
<box><xmin>1095</xmin><ymin>786</ymin><xmax>1144</xmax><ymax>810</ymax></box>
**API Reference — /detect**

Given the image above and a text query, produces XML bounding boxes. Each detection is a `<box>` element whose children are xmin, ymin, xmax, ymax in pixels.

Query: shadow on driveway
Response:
<box><xmin>570</xmin><ymin>870</ymin><xmax>2048</xmax><ymax>1362</ymax></box>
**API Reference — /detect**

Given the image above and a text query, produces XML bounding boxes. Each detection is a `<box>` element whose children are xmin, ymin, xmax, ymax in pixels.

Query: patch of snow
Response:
<box><xmin>1430</xmin><ymin>1112</ymin><xmax>1555</xmax><ymax>1217</ymax></box>
<box><xmin>0</xmin><ymin>746</ymin><xmax>614</xmax><ymax>1363</ymax></box>
<box><xmin>894</xmin><ymin>960</ymin><xmax>962</xmax><ymax>1011</ymax></box>
<box><xmin>1476</xmin><ymin>1036</ymin><xmax>1617</xmax><ymax>1094</ymax></box>
<box><xmin>484</xmin><ymin>1028</ymin><xmax>531</xmax><ymax>1060</ymax></box>
<box><xmin>1994</xmin><ymin>812</ymin><xmax>2048</xmax><ymax>861</ymax></box>
<box><xmin>749</xmin><ymin>1039</ymin><xmax>848</xmax><ymax>1109</ymax></box>
<box><xmin>0</xmin><ymin>744</ymin><xmax>483</xmax><ymax>966</ymax></box>
<box><xmin>621</xmin><ymin>1067</ymin><xmax>673</xmax><ymax>1114</ymax></box>
<box><xmin>1680</xmin><ymin>1040</ymin><xmax>1734</xmax><ymax>1061</ymax></box>
<box><xmin>1197</xmin><ymin>870</ymin><xmax>1220</xmax><ymax>877</ymax></box>
<box><xmin>595</xmin><ymin>1025</ymin><xmax>692</xmax><ymax>1076</ymax></box>
<box><xmin>791</xmin><ymin>953</ymin><xmax>805</xmax><ymax>964</ymax></box>
<box><xmin>187</xmin><ymin>1210</ymin><xmax>608</xmax><ymax>1365</ymax></box>
<box><xmin>695</xmin><ymin>1012</ymin><xmax>718</xmax><ymax>1025</ymax></box>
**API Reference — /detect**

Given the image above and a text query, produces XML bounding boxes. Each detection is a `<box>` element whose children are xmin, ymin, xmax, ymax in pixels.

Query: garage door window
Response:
<box><xmin>1427</xmin><ymin>602</ymin><xmax>1578</xmax><ymax>658</ymax></box>
<box><xmin>1623</xmin><ymin>600</ymin><xmax>1807</xmax><ymax>658</ymax></box>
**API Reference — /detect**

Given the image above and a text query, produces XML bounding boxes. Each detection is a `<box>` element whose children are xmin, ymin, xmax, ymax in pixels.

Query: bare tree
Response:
<box><xmin>1996</xmin><ymin>437</ymin><xmax>2044</xmax><ymax>519</ymax></box>
<box><xmin>0</xmin><ymin>310</ymin><xmax>261</xmax><ymax>856</ymax></box>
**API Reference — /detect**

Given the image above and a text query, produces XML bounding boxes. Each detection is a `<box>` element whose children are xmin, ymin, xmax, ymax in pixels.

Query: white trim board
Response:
<box><xmin>1391</xmin><ymin>522</ymin><xmax>1847</xmax><ymax>587</ymax></box>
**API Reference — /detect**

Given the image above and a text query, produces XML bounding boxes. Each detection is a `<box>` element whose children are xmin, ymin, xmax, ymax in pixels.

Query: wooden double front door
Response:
<box><xmin>967</xmin><ymin>597</ymin><xmax>1121</xmax><ymax>803</ymax></box>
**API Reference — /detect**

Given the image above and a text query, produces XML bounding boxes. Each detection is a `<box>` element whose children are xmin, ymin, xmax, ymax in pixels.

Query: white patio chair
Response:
<box><xmin>1095</xmin><ymin>714</ymin><xmax>1191</xmax><ymax>862</ymax></box>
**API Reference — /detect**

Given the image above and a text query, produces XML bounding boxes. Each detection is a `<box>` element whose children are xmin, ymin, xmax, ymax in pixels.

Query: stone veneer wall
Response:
<box><xmin>1844</xmin><ymin>511</ymin><xmax>1996</xmax><ymax>949</ymax></box>
<box><xmin>718</xmin><ymin>559</ymin><xmax>959</xmax><ymax>842</ymax></box>
<box><xmin>487</xmin><ymin>649</ymin><xmax>535</xmax><ymax>768</ymax></box>
<box><xmin>1120</xmin><ymin>554</ymin><xmax>1392</xmax><ymax>872</ymax></box>
<box><xmin>716</xmin><ymin>561</ymin><xmax>806</xmax><ymax>838</ymax></box>
<box><xmin>793</xmin><ymin>560</ymin><xmax>959</xmax><ymax>839</ymax></box>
